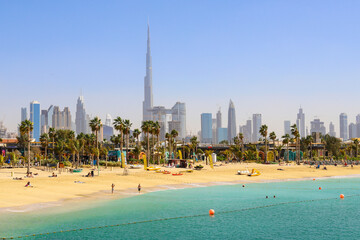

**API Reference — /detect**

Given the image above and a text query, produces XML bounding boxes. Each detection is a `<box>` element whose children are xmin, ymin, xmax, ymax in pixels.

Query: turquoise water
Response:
<box><xmin>1</xmin><ymin>178</ymin><xmax>360</xmax><ymax>239</ymax></box>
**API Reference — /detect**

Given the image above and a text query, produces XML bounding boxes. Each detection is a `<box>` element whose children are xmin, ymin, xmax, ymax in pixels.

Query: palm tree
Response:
<box><xmin>170</xmin><ymin>129</ymin><xmax>178</xmax><ymax>159</ymax></box>
<box><xmin>132</xmin><ymin>129</ymin><xmax>141</xmax><ymax>148</ymax></box>
<box><xmin>190</xmin><ymin>136</ymin><xmax>199</xmax><ymax>160</ymax></box>
<box><xmin>354</xmin><ymin>139</ymin><xmax>359</xmax><ymax>158</ymax></box>
<box><xmin>291</xmin><ymin>124</ymin><xmax>301</xmax><ymax>164</ymax></box>
<box><xmin>113</xmin><ymin>117</ymin><xmax>125</xmax><ymax>165</ymax></box>
<box><xmin>123</xmin><ymin>119</ymin><xmax>132</xmax><ymax>164</ymax></box>
<box><xmin>282</xmin><ymin>134</ymin><xmax>290</xmax><ymax>162</ymax></box>
<box><xmin>141</xmin><ymin>121</ymin><xmax>152</xmax><ymax>167</ymax></box>
<box><xmin>89</xmin><ymin>117</ymin><xmax>102</xmax><ymax>174</ymax></box>
<box><xmin>259</xmin><ymin>124</ymin><xmax>268</xmax><ymax>163</ymax></box>
<box><xmin>19</xmin><ymin>120</ymin><xmax>33</xmax><ymax>174</ymax></box>
<box><xmin>269</xmin><ymin>131</ymin><xmax>276</xmax><ymax>162</ymax></box>
<box><xmin>153</xmin><ymin>122</ymin><xmax>161</xmax><ymax>164</ymax></box>
<box><xmin>48</xmin><ymin>127</ymin><xmax>56</xmax><ymax>159</ymax></box>
<box><xmin>238</xmin><ymin>133</ymin><xmax>244</xmax><ymax>161</ymax></box>
<box><xmin>305</xmin><ymin>135</ymin><xmax>314</xmax><ymax>160</ymax></box>
<box><xmin>39</xmin><ymin>133</ymin><xmax>49</xmax><ymax>166</ymax></box>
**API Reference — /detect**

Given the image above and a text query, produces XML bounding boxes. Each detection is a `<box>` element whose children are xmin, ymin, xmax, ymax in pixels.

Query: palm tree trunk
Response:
<box><xmin>157</xmin><ymin>135</ymin><xmax>160</xmax><ymax>165</ymax></box>
<box><xmin>265</xmin><ymin>140</ymin><xmax>267</xmax><ymax>163</ymax></box>
<box><xmin>126</xmin><ymin>134</ymin><xmax>129</xmax><ymax>164</ymax></box>
<box><xmin>147</xmin><ymin>133</ymin><xmax>150</xmax><ymax>167</ymax></box>
<box><xmin>96</xmin><ymin>131</ymin><xmax>100</xmax><ymax>175</ymax></box>
<box><xmin>27</xmin><ymin>129</ymin><xmax>31</xmax><ymax>174</ymax></box>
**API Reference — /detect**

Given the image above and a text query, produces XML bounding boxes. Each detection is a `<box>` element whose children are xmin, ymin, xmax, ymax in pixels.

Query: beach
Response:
<box><xmin>0</xmin><ymin>163</ymin><xmax>359</xmax><ymax>210</ymax></box>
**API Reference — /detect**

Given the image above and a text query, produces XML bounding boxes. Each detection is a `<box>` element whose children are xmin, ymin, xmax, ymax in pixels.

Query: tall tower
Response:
<box><xmin>296</xmin><ymin>107</ymin><xmax>305</xmax><ymax>138</ymax></box>
<box><xmin>252</xmin><ymin>114</ymin><xmax>262</xmax><ymax>142</ymax></box>
<box><xmin>339</xmin><ymin>113</ymin><xmax>348</xmax><ymax>140</ymax></box>
<box><xmin>143</xmin><ymin>22</ymin><xmax>153</xmax><ymax>121</ymax></box>
<box><xmin>227</xmin><ymin>100</ymin><xmax>236</xmax><ymax>143</ymax></box>
<box><xmin>30</xmin><ymin>101</ymin><xmax>40</xmax><ymax>142</ymax></box>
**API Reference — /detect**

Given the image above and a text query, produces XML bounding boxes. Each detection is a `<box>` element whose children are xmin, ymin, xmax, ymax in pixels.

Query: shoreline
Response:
<box><xmin>2</xmin><ymin>170</ymin><xmax>360</xmax><ymax>214</ymax></box>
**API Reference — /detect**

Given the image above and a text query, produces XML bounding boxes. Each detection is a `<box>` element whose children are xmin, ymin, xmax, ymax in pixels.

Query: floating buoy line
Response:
<box><xmin>2</xmin><ymin>194</ymin><xmax>357</xmax><ymax>239</ymax></box>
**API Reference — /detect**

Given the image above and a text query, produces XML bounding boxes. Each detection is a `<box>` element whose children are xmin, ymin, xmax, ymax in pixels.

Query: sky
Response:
<box><xmin>1</xmin><ymin>0</ymin><xmax>360</xmax><ymax>137</ymax></box>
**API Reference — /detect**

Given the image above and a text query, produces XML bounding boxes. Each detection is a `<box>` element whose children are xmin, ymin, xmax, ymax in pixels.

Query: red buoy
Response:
<box><xmin>340</xmin><ymin>194</ymin><xmax>344</xmax><ymax>199</ymax></box>
<box><xmin>319</xmin><ymin>187</ymin><xmax>322</xmax><ymax>190</ymax></box>
<box><xmin>209</xmin><ymin>209</ymin><xmax>215</xmax><ymax>215</ymax></box>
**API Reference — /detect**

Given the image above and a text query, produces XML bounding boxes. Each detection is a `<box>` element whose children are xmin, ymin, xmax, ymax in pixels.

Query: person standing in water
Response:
<box><xmin>138</xmin><ymin>184</ymin><xmax>141</xmax><ymax>194</ymax></box>
<box><xmin>111</xmin><ymin>183</ymin><xmax>115</xmax><ymax>194</ymax></box>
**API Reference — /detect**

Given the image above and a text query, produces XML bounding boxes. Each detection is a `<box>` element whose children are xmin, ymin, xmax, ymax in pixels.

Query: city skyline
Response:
<box><xmin>2</xmin><ymin>1</ymin><xmax>360</xmax><ymax>137</ymax></box>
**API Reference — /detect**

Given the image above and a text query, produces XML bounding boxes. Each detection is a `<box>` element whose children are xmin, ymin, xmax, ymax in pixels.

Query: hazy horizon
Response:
<box><xmin>1</xmin><ymin>1</ymin><xmax>360</xmax><ymax>137</ymax></box>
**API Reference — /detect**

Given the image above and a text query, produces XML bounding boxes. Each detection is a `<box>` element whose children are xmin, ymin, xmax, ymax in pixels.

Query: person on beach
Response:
<box><xmin>112</xmin><ymin>183</ymin><xmax>115</xmax><ymax>194</ymax></box>
<box><xmin>25</xmin><ymin>181</ymin><xmax>32</xmax><ymax>187</ymax></box>
<box><xmin>138</xmin><ymin>184</ymin><xmax>141</xmax><ymax>194</ymax></box>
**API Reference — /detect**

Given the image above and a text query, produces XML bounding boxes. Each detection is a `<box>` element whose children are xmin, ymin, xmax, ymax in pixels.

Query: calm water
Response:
<box><xmin>1</xmin><ymin>177</ymin><xmax>360</xmax><ymax>239</ymax></box>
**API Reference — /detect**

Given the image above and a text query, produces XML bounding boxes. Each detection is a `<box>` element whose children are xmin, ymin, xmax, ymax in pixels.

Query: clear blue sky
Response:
<box><xmin>1</xmin><ymin>0</ymin><xmax>360</xmax><ymax>136</ymax></box>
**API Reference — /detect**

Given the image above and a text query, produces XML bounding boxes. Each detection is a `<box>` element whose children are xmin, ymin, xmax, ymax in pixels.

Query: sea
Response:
<box><xmin>1</xmin><ymin>177</ymin><xmax>360</xmax><ymax>239</ymax></box>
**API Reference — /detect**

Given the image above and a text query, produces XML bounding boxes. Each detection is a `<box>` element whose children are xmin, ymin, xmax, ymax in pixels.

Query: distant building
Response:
<box><xmin>105</xmin><ymin>114</ymin><xmax>112</xmax><ymax>127</ymax></box>
<box><xmin>356</xmin><ymin>114</ymin><xmax>360</xmax><ymax>138</ymax></box>
<box><xmin>76</xmin><ymin>96</ymin><xmax>90</xmax><ymax>134</ymax></box>
<box><xmin>152</xmin><ymin>106</ymin><xmax>171</xmax><ymax>140</ymax></box>
<box><xmin>212</xmin><ymin>118</ymin><xmax>217</xmax><ymax>144</ymax></box>
<box><xmin>217</xmin><ymin>128</ymin><xmax>228</xmax><ymax>143</ymax></box>
<box><xmin>30</xmin><ymin>101</ymin><xmax>41</xmax><ymax>142</ymax></box>
<box><xmin>329</xmin><ymin>122</ymin><xmax>336</xmax><ymax>137</ymax></box>
<box><xmin>227</xmin><ymin>100</ymin><xmax>236</xmax><ymax>143</ymax></box>
<box><xmin>201</xmin><ymin>113</ymin><xmax>212</xmax><ymax>143</ymax></box>
<box><xmin>171</xmin><ymin>102</ymin><xmax>186</xmax><ymax>140</ymax></box>
<box><xmin>21</xmin><ymin>107</ymin><xmax>27</xmax><ymax>122</ymax></box>
<box><xmin>103</xmin><ymin>125</ymin><xmax>114</xmax><ymax>141</ymax></box>
<box><xmin>216</xmin><ymin>109</ymin><xmax>222</xmax><ymax>129</ymax></box>
<box><xmin>296</xmin><ymin>108</ymin><xmax>305</xmax><ymax>138</ymax></box>
<box><xmin>284</xmin><ymin>120</ymin><xmax>291</xmax><ymax>136</ymax></box>
<box><xmin>310</xmin><ymin>118</ymin><xmax>326</xmax><ymax>136</ymax></box>
<box><xmin>252</xmin><ymin>114</ymin><xmax>262</xmax><ymax>142</ymax></box>
<box><xmin>239</xmin><ymin>120</ymin><xmax>252</xmax><ymax>143</ymax></box>
<box><xmin>0</xmin><ymin>121</ymin><xmax>6</xmax><ymax>139</ymax></box>
<box><xmin>47</xmin><ymin>105</ymin><xmax>54</xmax><ymax>129</ymax></box>
<box><xmin>339</xmin><ymin>113</ymin><xmax>348</xmax><ymax>140</ymax></box>
<box><xmin>349</xmin><ymin>123</ymin><xmax>357</xmax><ymax>140</ymax></box>
<box><xmin>168</xmin><ymin>121</ymin><xmax>181</xmax><ymax>140</ymax></box>
<box><xmin>41</xmin><ymin>110</ymin><xmax>48</xmax><ymax>134</ymax></box>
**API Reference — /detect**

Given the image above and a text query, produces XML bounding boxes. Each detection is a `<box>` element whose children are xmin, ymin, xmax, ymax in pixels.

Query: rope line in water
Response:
<box><xmin>3</xmin><ymin>194</ymin><xmax>360</xmax><ymax>239</ymax></box>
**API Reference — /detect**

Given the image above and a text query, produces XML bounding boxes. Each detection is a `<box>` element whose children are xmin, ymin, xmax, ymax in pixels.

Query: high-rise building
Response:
<box><xmin>217</xmin><ymin>128</ymin><xmax>228</xmax><ymax>143</ymax></box>
<box><xmin>171</xmin><ymin>102</ymin><xmax>186</xmax><ymax>140</ymax></box>
<box><xmin>216</xmin><ymin>109</ymin><xmax>222</xmax><ymax>129</ymax></box>
<box><xmin>30</xmin><ymin>101</ymin><xmax>40</xmax><ymax>142</ymax></box>
<box><xmin>239</xmin><ymin>120</ymin><xmax>252</xmax><ymax>143</ymax></box>
<box><xmin>76</xmin><ymin>96</ymin><xmax>90</xmax><ymax>134</ymax></box>
<box><xmin>349</xmin><ymin>123</ymin><xmax>357</xmax><ymax>140</ymax></box>
<box><xmin>310</xmin><ymin>118</ymin><xmax>326</xmax><ymax>136</ymax></box>
<box><xmin>329</xmin><ymin>122</ymin><xmax>336</xmax><ymax>137</ymax></box>
<box><xmin>21</xmin><ymin>107</ymin><xmax>27</xmax><ymax>122</ymax></box>
<box><xmin>227</xmin><ymin>100</ymin><xmax>236</xmax><ymax>143</ymax></box>
<box><xmin>252</xmin><ymin>114</ymin><xmax>262</xmax><ymax>142</ymax></box>
<box><xmin>212</xmin><ymin>118</ymin><xmax>217</xmax><ymax>144</ymax></box>
<box><xmin>284</xmin><ymin>120</ymin><xmax>291</xmax><ymax>136</ymax></box>
<box><xmin>0</xmin><ymin>121</ymin><xmax>7</xmax><ymax>139</ymax></box>
<box><xmin>339</xmin><ymin>113</ymin><xmax>348</xmax><ymax>140</ymax></box>
<box><xmin>296</xmin><ymin>108</ymin><xmax>305</xmax><ymax>138</ymax></box>
<box><xmin>152</xmin><ymin>106</ymin><xmax>171</xmax><ymax>140</ymax></box>
<box><xmin>201</xmin><ymin>113</ymin><xmax>212</xmax><ymax>143</ymax></box>
<box><xmin>105</xmin><ymin>114</ymin><xmax>112</xmax><ymax>127</ymax></box>
<box><xmin>47</xmin><ymin>105</ymin><xmax>54</xmax><ymax>129</ymax></box>
<box><xmin>143</xmin><ymin>23</ymin><xmax>153</xmax><ymax>122</ymax></box>
<box><xmin>102</xmin><ymin>125</ymin><xmax>114</xmax><ymax>141</ymax></box>
<box><xmin>41</xmin><ymin>110</ymin><xmax>48</xmax><ymax>134</ymax></box>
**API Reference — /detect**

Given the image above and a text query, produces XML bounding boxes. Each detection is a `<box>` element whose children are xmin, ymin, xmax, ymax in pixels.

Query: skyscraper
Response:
<box><xmin>227</xmin><ymin>100</ymin><xmax>236</xmax><ymax>143</ymax></box>
<box><xmin>76</xmin><ymin>96</ymin><xmax>89</xmax><ymax>134</ymax></box>
<box><xmin>171</xmin><ymin>102</ymin><xmax>186</xmax><ymax>140</ymax></box>
<box><xmin>105</xmin><ymin>114</ymin><xmax>112</xmax><ymax>127</ymax></box>
<box><xmin>349</xmin><ymin>123</ymin><xmax>357</xmax><ymax>139</ymax></box>
<box><xmin>239</xmin><ymin>120</ymin><xmax>252</xmax><ymax>143</ymax></box>
<box><xmin>356</xmin><ymin>114</ymin><xmax>360</xmax><ymax>138</ymax></box>
<box><xmin>143</xmin><ymin>23</ymin><xmax>153</xmax><ymax>121</ymax></box>
<box><xmin>339</xmin><ymin>113</ymin><xmax>348</xmax><ymax>140</ymax></box>
<box><xmin>30</xmin><ymin>101</ymin><xmax>40</xmax><ymax>142</ymax></box>
<box><xmin>201</xmin><ymin>113</ymin><xmax>212</xmax><ymax>143</ymax></box>
<box><xmin>21</xmin><ymin>107</ymin><xmax>27</xmax><ymax>122</ymax></box>
<box><xmin>296</xmin><ymin>108</ymin><xmax>305</xmax><ymax>138</ymax></box>
<box><xmin>310</xmin><ymin>118</ymin><xmax>326</xmax><ymax>136</ymax></box>
<box><xmin>329</xmin><ymin>122</ymin><xmax>336</xmax><ymax>137</ymax></box>
<box><xmin>216</xmin><ymin>109</ymin><xmax>222</xmax><ymax>129</ymax></box>
<box><xmin>47</xmin><ymin>105</ymin><xmax>54</xmax><ymax>129</ymax></box>
<box><xmin>41</xmin><ymin>109</ymin><xmax>48</xmax><ymax>134</ymax></box>
<box><xmin>284</xmin><ymin>120</ymin><xmax>291</xmax><ymax>135</ymax></box>
<box><xmin>252</xmin><ymin>114</ymin><xmax>262</xmax><ymax>142</ymax></box>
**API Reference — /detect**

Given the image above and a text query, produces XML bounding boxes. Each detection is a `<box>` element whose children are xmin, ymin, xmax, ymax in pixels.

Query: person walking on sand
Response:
<box><xmin>111</xmin><ymin>183</ymin><xmax>115</xmax><ymax>194</ymax></box>
<box><xmin>138</xmin><ymin>184</ymin><xmax>141</xmax><ymax>194</ymax></box>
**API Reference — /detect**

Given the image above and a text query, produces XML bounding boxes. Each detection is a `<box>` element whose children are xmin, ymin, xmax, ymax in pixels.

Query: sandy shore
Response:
<box><xmin>0</xmin><ymin>162</ymin><xmax>359</xmax><ymax>210</ymax></box>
